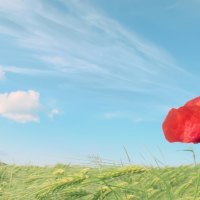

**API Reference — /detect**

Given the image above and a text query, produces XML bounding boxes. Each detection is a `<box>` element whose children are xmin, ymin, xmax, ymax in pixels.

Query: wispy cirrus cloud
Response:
<box><xmin>103</xmin><ymin>112</ymin><xmax>122</xmax><ymax>120</ymax></box>
<box><xmin>0</xmin><ymin>0</ymin><xmax>27</xmax><ymax>11</ymax></box>
<box><xmin>0</xmin><ymin>0</ymin><xmax>191</xmax><ymax>95</ymax></box>
<box><xmin>102</xmin><ymin>111</ymin><xmax>154</xmax><ymax>123</ymax></box>
<box><xmin>0</xmin><ymin>65</ymin><xmax>58</xmax><ymax>76</ymax></box>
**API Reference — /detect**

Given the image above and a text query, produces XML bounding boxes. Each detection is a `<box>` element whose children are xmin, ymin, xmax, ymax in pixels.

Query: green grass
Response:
<box><xmin>1</xmin><ymin>162</ymin><xmax>200</xmax><ymax>199</ymax></box>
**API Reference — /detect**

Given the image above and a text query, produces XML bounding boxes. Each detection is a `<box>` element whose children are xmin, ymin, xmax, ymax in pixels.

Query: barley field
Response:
<box><xmin>0</xmin><ymin>161</ymin><xmax>200</xmax><ymax>200</ymax></box>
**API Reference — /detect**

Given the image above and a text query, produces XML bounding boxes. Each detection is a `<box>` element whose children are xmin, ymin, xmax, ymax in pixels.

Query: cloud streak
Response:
<box><xmin>102</xmin><ymin>111</ymin><xmax>154</xmax><ymax>123</ymax></box>
<box><xmin>0</xmin><ymin>69</ymin><xmax>5</xmax><ymax>80</ymax></box>
<box><xmin>0</xmin><ymin>65</ymin><xmax>59</xmax><ymax>76</ymax></box>
<box><xmin>0</xmin><ymin>0</ymin><xmax>27</xmax><ymax>11</ymax></box>
<box><xmin>0</xmin><ymin>0</ymin><xmax>190</xmax><ymax>94</ymax></box>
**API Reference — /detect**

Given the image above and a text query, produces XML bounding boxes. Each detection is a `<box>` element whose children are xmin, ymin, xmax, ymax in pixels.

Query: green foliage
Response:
<box><xmin>0</xmin><ymin>163</ymin><xmax>200</xmax><ymax>199</ymax></box>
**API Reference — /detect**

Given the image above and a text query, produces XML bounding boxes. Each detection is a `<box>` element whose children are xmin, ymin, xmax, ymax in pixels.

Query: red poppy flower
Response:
<box><xmin>162</xmin><ymin>96</ymin><xmax>200</xmax><ymax>143</ymax></box>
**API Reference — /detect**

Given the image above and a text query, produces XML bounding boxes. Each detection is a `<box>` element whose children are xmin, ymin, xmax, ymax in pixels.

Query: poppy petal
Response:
<box><xmin>162</xmin><ymin>101</ymin><xmax>200</xmax><ymax>143</ymax></box>
<box><xmin>184</xmin><ymin>96</ymin><xmax>200</xmax><ymax>107</ymax></box>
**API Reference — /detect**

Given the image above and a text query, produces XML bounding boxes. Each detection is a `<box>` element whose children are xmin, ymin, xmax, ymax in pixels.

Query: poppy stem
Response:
<box><xmin>183</xmin><ymin>148</ymin><xmax>196</xmax><ymax>166</ymax></box>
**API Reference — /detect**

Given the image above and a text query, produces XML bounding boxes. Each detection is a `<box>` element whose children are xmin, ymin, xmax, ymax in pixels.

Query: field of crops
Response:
<box><xmin>1</xmin><ymin>162</ymin><xmax>200</xmax><ymax>200</ymax></box>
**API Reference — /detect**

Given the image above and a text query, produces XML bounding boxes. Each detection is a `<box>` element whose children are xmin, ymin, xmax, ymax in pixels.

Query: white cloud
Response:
<box><xmin>0</xmin><ymin>69</ymin><xmax>5</xmax><ymax>80</ymax></box>
<box><xmin>48</xmin><ymin>108</ymin><xmax>60</xmax><ymax>119</ymax></box>
<box><xmin>0</xmin><ymin>90</ymin><xmax>40</xmax><ymax>123</ymax></box>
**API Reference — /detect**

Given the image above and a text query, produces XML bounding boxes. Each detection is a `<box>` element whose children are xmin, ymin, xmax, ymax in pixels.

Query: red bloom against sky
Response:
<box><xmin>162</xmin><ymin>97</ymin><xmax>200</xmax><ymax>144</ymax></box>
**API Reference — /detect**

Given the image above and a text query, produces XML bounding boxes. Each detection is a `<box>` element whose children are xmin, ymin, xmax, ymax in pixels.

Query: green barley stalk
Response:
<box><xmin>52</xmin><ymin>188</ymin><xmax>90</xmax><ymax>200</ymax></box>
<box><xmin>91</xmin><ymin>186</ymin><xmax>112</xmax><ymax>200</ymax></box>
<box><xmin>97</xmin><ymin>166</ymin><xmax>148</xmax><ymax>180</ymax></box>
<box><xmin>35</xmin><ymin>175</ymin><xmax>88</xmax><ymax>199</ymax></box>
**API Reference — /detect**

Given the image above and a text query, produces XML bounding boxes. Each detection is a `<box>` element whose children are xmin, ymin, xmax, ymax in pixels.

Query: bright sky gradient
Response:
<box><xmin>0</xmin><ymin>0</ymin><xmax>200</xmax><ymax>166</ymax></box>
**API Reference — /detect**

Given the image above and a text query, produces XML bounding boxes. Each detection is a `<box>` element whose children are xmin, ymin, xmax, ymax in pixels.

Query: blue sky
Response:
<box><xmin>0</xmin><ymin>0</ymin><xmax>200</xmax><ymax>166</ymax></box>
